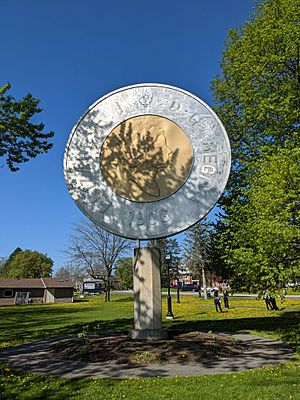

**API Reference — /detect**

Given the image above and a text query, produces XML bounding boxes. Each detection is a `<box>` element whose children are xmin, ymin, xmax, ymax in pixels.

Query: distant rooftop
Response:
<box><xmin>0</xmin><ymin>278</ymin><xmax>74</xmax><ymax>289</ymax></box>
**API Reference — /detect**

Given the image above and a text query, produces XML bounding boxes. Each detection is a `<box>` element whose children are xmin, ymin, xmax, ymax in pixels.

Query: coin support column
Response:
<box><xmin>130</xmin><ymin>247</ymin><xmax>167</xmax><ymax>340</ymax></box>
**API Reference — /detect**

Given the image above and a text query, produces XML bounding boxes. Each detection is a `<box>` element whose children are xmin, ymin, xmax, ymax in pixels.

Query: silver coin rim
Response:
<box><xmin>64</xmin><ymin>83</ymin><xmax>231</xmax><ymax>239</ymax></box>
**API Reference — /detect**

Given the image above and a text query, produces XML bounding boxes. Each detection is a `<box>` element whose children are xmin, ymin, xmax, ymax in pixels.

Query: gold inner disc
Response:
<box><xmin>100</xmin><ymin>115</ymin><xmax>193</xmax><ymax>202</ymax></box>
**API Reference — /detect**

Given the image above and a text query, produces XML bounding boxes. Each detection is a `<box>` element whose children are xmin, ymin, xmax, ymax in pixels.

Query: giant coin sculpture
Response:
<box><xmin>64</xmin><ymin>84</ymin><xmax>231</xmax><ymax>239</ymax></box>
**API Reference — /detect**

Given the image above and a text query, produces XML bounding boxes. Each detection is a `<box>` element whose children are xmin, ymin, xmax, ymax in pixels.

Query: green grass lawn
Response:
<box><xmin>0</xmin><ymin>294</ymin><xmax>300</xmax><ymax>400</ymax></box>
<box><xmin>286</xmin><ymin>287</ymin><xmax>300</xmax><ymax>295</ymax></box>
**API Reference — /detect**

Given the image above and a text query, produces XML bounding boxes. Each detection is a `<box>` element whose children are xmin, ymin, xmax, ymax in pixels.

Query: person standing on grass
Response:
<box><xmin>223</xmin><ymin>288</ymin><xmax>230</xmax><ymax>309</ymax></box>
<box><xmin>270</xmin><ymin>295</ymin><xmax>279</xmax><ymax>310</ymax></box>
<box><xmin>213</xmin><ymin>290</ymin><xmax>223</xmax><ymax>313</ymax></box>
<box><xmin>263</xmin><ymin>290</ymin><xmax>273</xmax><ymax>310</ymax></box>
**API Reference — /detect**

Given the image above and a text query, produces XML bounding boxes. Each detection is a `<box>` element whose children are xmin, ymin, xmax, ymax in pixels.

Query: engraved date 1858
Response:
<box><xmin>127</xmin><ymin>207</ymin><xmax>170</xmax><ymax>227</ymax></box>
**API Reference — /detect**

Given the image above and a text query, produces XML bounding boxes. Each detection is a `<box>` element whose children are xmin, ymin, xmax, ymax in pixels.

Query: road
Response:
<box><xmin>112</xmin><ymin>290</ymin><xmax>300</xmax><ymax>300</ymax></box>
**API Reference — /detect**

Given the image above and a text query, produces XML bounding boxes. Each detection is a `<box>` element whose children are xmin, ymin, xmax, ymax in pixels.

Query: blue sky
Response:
<box><xmin>1</xmin><ymin>0</ymin><xmax>255</xmax><ymax>271</ymax></box>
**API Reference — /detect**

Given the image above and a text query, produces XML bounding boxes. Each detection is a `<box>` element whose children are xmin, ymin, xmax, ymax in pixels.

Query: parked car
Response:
<box><xmin>200</xmin><ymin>287</ymin><xmax>219</xmax><ymax>297</ymax></box>
<box><xmin>181</xmin><ymin>284</ymin><xmax>194</xmax><ymax>291</ymax></box>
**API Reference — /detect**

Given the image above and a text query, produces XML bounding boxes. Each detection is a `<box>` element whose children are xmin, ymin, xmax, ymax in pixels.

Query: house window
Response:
<box><xmin>3</xmin><ymin>289</ymin><xmax>13</xmax><ymax>297</ymax></box>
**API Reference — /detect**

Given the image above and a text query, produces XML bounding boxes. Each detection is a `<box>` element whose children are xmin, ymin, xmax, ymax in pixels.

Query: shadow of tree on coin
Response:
<box><xmin>100</xmin><ymin>117</ymin><xmax>193</xmax><ymax>202</ymax></box>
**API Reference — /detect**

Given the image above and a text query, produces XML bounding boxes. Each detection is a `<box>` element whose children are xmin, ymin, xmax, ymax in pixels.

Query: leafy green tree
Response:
<box><xmin>0</xmin><ymin>83</ymin><xmax>54</xmax><ymax>171</ymax></box>
<box><xmin>0</xmin><ymin>257</ymin><xmax>7</xmax><ymax>277</ymax></box>
<box><xmin>4</xmin><ymin>250</ymin><xmax>53</xmax><ymax>278</ymax></box>
<box><xmin>220</xmin><ymin>146</ymin><xmax>300</xmax><ymax>294</ymax></box>
<box><xmin>211</xmin><ymin>0</ymin><xmax>300</xmax><ymax>293</ymax></box>
<box><xmin>212</xmin><ymin>0</ymin><xmax>300</xmax><ymax>209</ymax></box>
<box><xmin>115</xmin><ymin>257</ymin><xmax>133</xmax><ymax>289</ymax></box>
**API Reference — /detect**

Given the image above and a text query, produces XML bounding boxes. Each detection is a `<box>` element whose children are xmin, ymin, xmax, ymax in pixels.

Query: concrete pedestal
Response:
<box><xmin>130</xmin><ymin>247</ymin><xmax>167</xmax><ymax>340</ymax></box>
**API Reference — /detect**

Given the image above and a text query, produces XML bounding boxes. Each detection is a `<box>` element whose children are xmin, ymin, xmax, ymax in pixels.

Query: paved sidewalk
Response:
<box><xmin>0</xmin><ymin>333</ymin><xmax>294</xmax><ymax>379</ymax></box>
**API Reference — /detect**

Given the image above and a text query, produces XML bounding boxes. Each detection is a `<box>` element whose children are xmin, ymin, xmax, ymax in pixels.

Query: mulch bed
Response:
<box><xmin>50</xmin><ymin>331</ymin><xmax>247</xmax><ymax>365</ymax></box>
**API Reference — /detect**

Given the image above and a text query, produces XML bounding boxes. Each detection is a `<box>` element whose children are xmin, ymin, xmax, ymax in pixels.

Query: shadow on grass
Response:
<box><xmin>0</xmin><ymin>296</ymin><xmax>133</xmax><ymax>348</ymax></box>
<box><xmin>167</xmin><ymin>310</ymin><xmax>300</xmax><ymax>348</ymax></box>
<box><xmin>0</xmin><ymin>364</ymin><xmax>118</xmax><ymax>400</ymax></box>
<box><xmin>0</xmin><ymin>304</ymin><xmax>97</xmax><ymax>317</ymax></box>
<box><xmin>0</xmin><ymin>314</ymin><xmax>134</xmax><ymax>344</ymax></box>
<box><xmin>1</xmin><ymin>313</ymin><xmax>297</xmax><ymax>384</ymax></box>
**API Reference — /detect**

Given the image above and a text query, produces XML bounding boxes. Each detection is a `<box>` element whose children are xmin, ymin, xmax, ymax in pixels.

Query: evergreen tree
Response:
<box><xmin>2</xmin><ymin>247</ymin><xmax>23</xmax><ymax>276</ymax></box>
<box><xmin>149</xmin><ymin>238</ymin><xmax>181</xmax><ymax>287</ymax></box>
<box><xmin>115</xmin><ymin>257</ymin><xmax>133</xmax><ymax>289</ymax></box>
<box><xmin>183</xmin><ymin>220</ymin><xmax>212</xmax><ymax>297</ymax></box>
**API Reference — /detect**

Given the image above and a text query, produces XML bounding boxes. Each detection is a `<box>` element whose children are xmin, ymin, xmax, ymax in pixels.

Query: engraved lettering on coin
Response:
<box><xmin>169</xmin><ymin>100</ymin><xmax>181</xmax><ymax>111</ymax></box>
<box><xmin>202</xmin><ymin>154</ymin><xmax>217</xmax><ymax>164</ymax></box>
<box><xmin>160</xmin><ymin>207</ymin><xmax>169</xmax><ymax>223</ymax></box>
<box><xmin>100</xmin><ymin>115</ymin><xmax>193</xmax><ymax>202</ymax></box>
<box><xmin>137</xmin><ymin>211</ymin><xmax>145</xmax><ymax>226</ymax></box>
<box><xmin>201</xmin><ymin>165</ymin><xmax>216</xmax><ymax>174</ymax></box>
